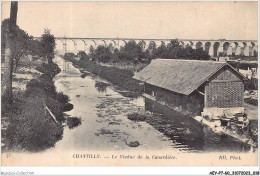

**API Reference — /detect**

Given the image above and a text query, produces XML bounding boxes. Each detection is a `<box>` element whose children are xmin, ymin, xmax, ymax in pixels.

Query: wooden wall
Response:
<box><xmin>205</xmin><ymin>67</ymin><xmax>244</xmax><ymax>108</ymax></box>
<box><xmin>145</xmin><ymin>83</ymin><xmax>204</xmax><ymax>116</ymax></box>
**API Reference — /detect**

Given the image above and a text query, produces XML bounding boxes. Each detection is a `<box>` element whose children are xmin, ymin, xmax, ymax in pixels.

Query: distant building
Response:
<box><xmin>133</xmin><ymin>59</ymin><xmax>247</xmax><ymax>118</ymax></box>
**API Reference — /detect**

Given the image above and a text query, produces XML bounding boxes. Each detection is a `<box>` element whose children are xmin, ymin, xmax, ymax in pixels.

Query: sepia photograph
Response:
<box><xmin>1</xmin><ymin>0</ymin><xmax>259</xmax><ymax>173</ymax></box>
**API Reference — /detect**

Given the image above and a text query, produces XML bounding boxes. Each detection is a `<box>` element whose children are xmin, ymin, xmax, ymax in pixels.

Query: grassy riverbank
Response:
<box><xmin>1</xmin><ymin>57</ymin><xmax>72</xmax><ymax>152</ymax></box>
<box><xmin>64</xmin><ymin>54</ymin><xmax>144</xmax><ymax>94</ymax></box>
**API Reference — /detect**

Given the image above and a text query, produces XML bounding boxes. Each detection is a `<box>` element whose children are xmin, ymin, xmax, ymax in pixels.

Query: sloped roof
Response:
<box><xmin>133</xmin><ymin>59</ymin><xmax>245</xmax><ymax>95</ymax></box>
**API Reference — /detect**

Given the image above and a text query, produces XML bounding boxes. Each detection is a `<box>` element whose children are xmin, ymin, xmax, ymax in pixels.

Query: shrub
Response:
<box><xmin>36</xmin><ymin>63</ymin><xmax>61</xmax><ymax>77</ymax></box>
<box><xmin>26</xmin><ymin>87</ymin><xmax>47</xmax><ymax>100</ymax></box>
<box><xmin>66</xmin><ymin>116</ymin><xmax>82</xmax><ymax>129</ymax></box>
<box><xmin>244</xmin><ymin>98</ymin><xmax>258</xmax><ymax>106</ymax></box>
<box><xmin>64</xmin><ymin>53</ymin><xmax>76</xmax><ymax>61</ymax></box>
<box><xmin>46</xmin><ymin>97</ymin><xmax>65</xmax><ymax>122</ymax></box>
<box><xmin>25</xmin><ymin>75</ymin><xmax>56</xmax><ymax>98</ymax></box>
<box><xmin>63</xmin><ymin>103</ymin><xmax>74</xmax><ymax>112</ymax></box>
<box><xmin>56</xmin><ymin>92</ymin><xmax>69</xmax><ymax>104</ymax></box>
<box><xmin>244</xmin><ymin>80</ymin><xmax>257</xmax><ymax>91</ymax></box>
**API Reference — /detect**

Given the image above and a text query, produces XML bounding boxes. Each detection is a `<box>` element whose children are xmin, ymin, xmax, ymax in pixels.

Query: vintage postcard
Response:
<box><xmin>1</xmin><ymin>0</ymin><xmax>259</xmax><ymax>170</ymax></box>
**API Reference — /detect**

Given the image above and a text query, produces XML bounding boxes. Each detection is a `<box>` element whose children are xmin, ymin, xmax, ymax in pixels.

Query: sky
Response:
<box><xmin>1</xmin><ymin>1</ymin><xmax>258</xmax><ymax>40</ymax></box>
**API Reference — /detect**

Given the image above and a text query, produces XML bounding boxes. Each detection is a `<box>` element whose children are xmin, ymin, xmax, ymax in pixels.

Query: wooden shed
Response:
<box><xmin>133</xmin><ymin>59</ymin><xmax>247</xmax><ymax>118</ymax></box>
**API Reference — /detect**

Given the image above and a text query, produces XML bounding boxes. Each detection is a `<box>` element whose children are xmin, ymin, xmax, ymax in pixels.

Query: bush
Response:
<box><xmin>25</xmin><ymin>76</ymin><xmax>56</xmax><ymax>98</ymax></box>
<box><xmin>56</xmin><ymin>92</ymin><xmax>69</xmax><ymax>104</ymax></box>
<box><xmin>63</xmin><ymin>103</ymin><xmax>74</xmax><ymax>112</ymax></box>
<box><xmin>46</xmin><ymin>97</ymin><xmax>65</xmax><ymax>122</ymax></box>
<box><xmin>244</xmin><ymin>80</ymin><xmax>257</xmax><ymax>91</ymax></box>
<box><xmin>64</xmin><ymin>53</ymin><xmax>76</xmax><ymax>61</ymax></box>
<box><xmin>66</xmin><ymin>116</ymin><xmax>82</xmax><ymax>129</ymax></box>
<box><xmin>36</xmin><ymin>63</ymin><xmax>61</xmax><ymax>77</ymax></box>
<box><xmin>244</xmin><ymin>98</ymin><xmax>258</xmax><ymax>106</ymax></box>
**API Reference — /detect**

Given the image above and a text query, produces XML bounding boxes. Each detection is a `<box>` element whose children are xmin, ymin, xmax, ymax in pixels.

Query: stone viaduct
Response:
<box><xmin>52</xmin><ymin>37</ymin><xmax>258</xmax><ymax>57</ymax></box>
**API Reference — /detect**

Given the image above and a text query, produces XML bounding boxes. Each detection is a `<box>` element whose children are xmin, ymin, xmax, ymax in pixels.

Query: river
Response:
<box><xmin>49</xmin><ymin>56</ymin><xmax>253</xmax><ymax>153</ymax></box>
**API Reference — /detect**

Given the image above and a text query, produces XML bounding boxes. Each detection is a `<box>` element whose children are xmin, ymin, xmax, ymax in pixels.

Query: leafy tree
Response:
<box><xmin>154</xmin><ymin>42</ymin><xmax>167</xmax><ymax>58</ymax></box>
<box><xmin>120</xmin><ymin>41</ymin><xmax>143</xmax><ymax>61</ymax></box>
<box><xmin>30</xmin><ymin>39</ymin><xmax>43</xmax><ymax>57</ymax></box>
<box><xmin>78</xmin><ymin>51</ymin><xmax>90</xmax><ymax>61</ymax></box>
<box><xmin>93</xmin><ymin>45</ymin><xmax>113</xmax><ymax>63</ymax></box>
<box><xmin>83</xmin><ymin>38</ymin><xmax>211</xmax><ymax>65</ymax></box>
<box><xmin>2</xmin><ymin>19</ymin><xmax>52</xmax><ymax>72</ymax></box>
<box><xmin>89</xmin><ymin>45</ymin><xmax>95</xmax><ymax>60</ymax></box>
<box><xmin>12</xmin><ymin>31</ymin><xmax>33</xmax><ymax>71</ymax></box>
<box><xmin>107</xmin><ymin>43</ymin><xmax>114</xmax><ymax>52</ymax></box>
<box><xmin>192</xmin><ymin>48</ymin><xmax>210</xmax><ymax>60</ymax></box>
<box><xmin>253</xmin><ymin>50</ymin><xmax>258</xmax><ymax>57</ymax></box>
<box><xmin>40</xmin><ymin>29</ymin><xmax>55</xmax><ymax>63</ymax></box>
<box><xmin>111</xmin><ymin>48</ymin><xmax>120</xmax><ymax>62</ymax></box>
<box><xmin>146</xmin><ymin>42</ymin><xmax>157</xmax><ymax>59</ymax></box>
<box><xmin>166</xmin><ymin>39</ymin><xmax>183</xmax><ymax>59</ymax></box>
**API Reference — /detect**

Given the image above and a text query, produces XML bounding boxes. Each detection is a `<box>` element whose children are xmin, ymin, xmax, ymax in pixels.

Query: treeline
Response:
<box><xmin>1</xmin><ymin>19</ymin><xmax>55</xmax><ymax>72</ymax></box>
<box><xmin>79</xmin><ymin>39</ymin><xmax>210</xmax><ymax>64</ymax></box>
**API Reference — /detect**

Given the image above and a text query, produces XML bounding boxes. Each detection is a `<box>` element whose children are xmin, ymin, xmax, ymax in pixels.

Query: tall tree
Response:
<box><xmin>41</xmin><ymin>29</ymin><xmax>55</xmax><ymax>63</ymax></box>
<box><xmin>2</xmin><ymin>19</ymin><xmax>33</xmax><ymax>72</ymax></box>
<box><xmin>2</xmin><ymin>2</ymin><xmax>18</xmax><ymax>103</ymax></box>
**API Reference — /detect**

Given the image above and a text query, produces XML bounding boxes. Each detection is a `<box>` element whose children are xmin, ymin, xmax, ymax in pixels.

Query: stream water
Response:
<box><xmin>49</xmin><ymin>56</ymin><xmax>254</xmax><ymax>153</ymax></box>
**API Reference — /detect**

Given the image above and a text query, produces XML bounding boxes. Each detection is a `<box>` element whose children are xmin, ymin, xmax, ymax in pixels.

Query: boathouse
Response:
<box><xmin>133</xmin><ymin>59</ymin><xmax>247</xmax><ymax>117</ymax></box>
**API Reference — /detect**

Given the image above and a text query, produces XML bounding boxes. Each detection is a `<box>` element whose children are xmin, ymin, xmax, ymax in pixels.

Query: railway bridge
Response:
<box><xmin>45</xmin><ymin>37</ymin><xmax>258</xmax><ymax>57</ymax></box>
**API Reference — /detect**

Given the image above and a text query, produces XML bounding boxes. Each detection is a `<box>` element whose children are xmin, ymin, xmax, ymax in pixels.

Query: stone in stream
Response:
<box><xmin>127</xmin><ymin>141</ymin><xmax>140</xmax><ymax>147</ymax></box>
<box><xmin>63</xmin><ymin>103</ymin><xmax>74</xmax><ymax>112</ymax></box>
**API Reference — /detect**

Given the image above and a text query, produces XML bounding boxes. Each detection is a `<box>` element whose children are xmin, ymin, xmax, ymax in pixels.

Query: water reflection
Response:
<box><xmin>143</xmin><ymin>97</ymin><xmax>252</xmax><ymax>152</ymax></box>
<box><xmin>144</xmin><ymin>98</ymin><xmax>204</xmax><ymax>151</ymax></box>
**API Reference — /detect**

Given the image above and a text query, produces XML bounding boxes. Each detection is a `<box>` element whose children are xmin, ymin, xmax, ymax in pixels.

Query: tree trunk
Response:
<box><xmin>2</xmin><ymin>34</ymin><xmax>14</xmax><ymax>102</ymax></box>
<box><xmin>1</xmin><ymin>2</ymin><xmax>18</xmax><ymax>103</ymax></box>
<box><xmin>10</xmin><ymin>2</ymin><xmax>18</xmax><ymax>24</ymax></box>
<box><xmin>14</xmin><ymin>55</ymin><xmax>21</xmax><ymax>73</ymax></box>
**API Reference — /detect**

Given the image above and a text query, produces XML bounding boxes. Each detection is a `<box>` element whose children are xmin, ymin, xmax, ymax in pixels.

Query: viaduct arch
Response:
<box><xmin>52</xmin><ymin>37</ymin><xmax>257</xmax><ymax>57</ymax></box>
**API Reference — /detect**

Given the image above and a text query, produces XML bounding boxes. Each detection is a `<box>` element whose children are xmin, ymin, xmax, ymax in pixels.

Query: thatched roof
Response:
<box><xmin>133</xmin><ymin>59</ymin><xmax>245</xmax><ymax>95</ymax></box>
